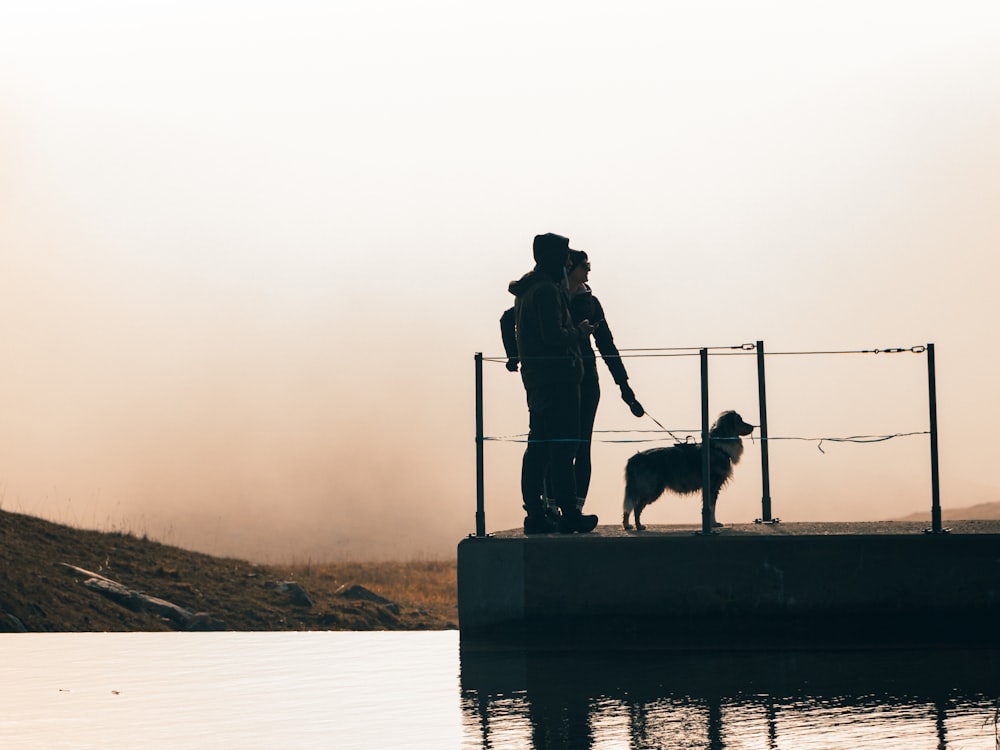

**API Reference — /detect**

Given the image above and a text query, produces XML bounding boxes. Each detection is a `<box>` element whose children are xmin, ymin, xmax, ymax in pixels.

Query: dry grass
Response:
<box><xmin>280</xmin><ymin>560</ymin><xmax>457</xmax><ymax>612</ymax></box>
<box><xmin>0</xmin><ymin>509</ymin><xmax>458</xmax><ymax>632</ymax></box>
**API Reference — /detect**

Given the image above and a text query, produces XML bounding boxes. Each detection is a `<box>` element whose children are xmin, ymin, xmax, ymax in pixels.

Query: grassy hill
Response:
<box><xmin>0</xmin><ymin>509</ymin><xmax>457</xmax><ymax>633</ymax></box>
<box><xmin>894</xmin><ymin>501</ymin><xmax>1000</xmax><ymax>522</ymax></box>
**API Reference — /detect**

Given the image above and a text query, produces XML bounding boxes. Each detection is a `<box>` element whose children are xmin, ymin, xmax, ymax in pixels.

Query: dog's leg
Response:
<box><xmin>634</xmin><ymin>504</ymin><xmax>646</xmax><ymax>532</ymax></box>
<box><xmin>623</xmin><ymin>485</ymin><xmax>635</xmax><ymax>530</ymax></box>
<box><xmin>622</xmin><ymin>509</ymin><xmax>633</xmax><ymax>530</ymax></box>
<box><xmin>710</xmin><ymin>493</ymin><xmax>723</xmax><ymax>528</ymax></box>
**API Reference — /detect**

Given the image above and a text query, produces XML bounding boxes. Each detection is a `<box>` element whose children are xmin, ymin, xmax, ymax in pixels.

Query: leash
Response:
<box><xmin>641</xmin><ymin>409</ymin><xmax>690</xmax><ymax>444</ymax></box>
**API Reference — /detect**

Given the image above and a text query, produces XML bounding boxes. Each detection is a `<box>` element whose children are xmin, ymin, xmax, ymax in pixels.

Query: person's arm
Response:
<box><xmin>591</xmin><ymin>298</ymin><xmax>628</xmax><ymax>384</ymax></box>
<box><xmin>499</xmin><ymin>306</ymin><xmax>519</xmax><ymax>371</ymax></box>
<box><xmin>592</xmin><ymin>297</ymin><xmax>644</xmax><ymax>416</ymax></box>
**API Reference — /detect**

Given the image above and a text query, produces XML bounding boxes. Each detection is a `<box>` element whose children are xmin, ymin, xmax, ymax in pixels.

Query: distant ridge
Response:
<box><xmin>894</xmin><ymin>501</ymin><xmax>1000</xmax><ymax>522</ymax></box>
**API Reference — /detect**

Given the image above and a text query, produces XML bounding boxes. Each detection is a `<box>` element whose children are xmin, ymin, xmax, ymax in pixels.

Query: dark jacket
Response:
<box><xmin>506</xmin><ymin>270</ymin><xmax>582</xmax><ymax>388</ymax></box>
<box><xmin>568</xmin><ymin>284</ymin><xmax>630</xmax><ymax>385</ymax></box>
<box><xmin>501</xmin><ymin>283</ymin><xmax>628</xmax><ymax>385</ymax></box>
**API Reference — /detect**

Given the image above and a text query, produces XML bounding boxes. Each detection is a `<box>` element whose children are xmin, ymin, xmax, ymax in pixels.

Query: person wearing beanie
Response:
<box><xmin>564</xmin><ymin>249</ymin><xmax>644</xmax><ymax>511</ymax></box>
<box><xmin>506</xmin><ymin>233</ymin><xmax>598</xmax><ymax>535</ymax></box>
<box><xmin>502</xmin><ymin>247</ymin><xmax>646</xmax><ymax>516</ymax></box>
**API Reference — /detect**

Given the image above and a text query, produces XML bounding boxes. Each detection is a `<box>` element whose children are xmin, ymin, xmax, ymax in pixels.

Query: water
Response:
<box><xmin>1</xmin><ymin>632</ymin><xmax>996</xmax><ymax>749</ymax></box>
<box><xmin>462</xmin><ymin>647</ymin><xmax>999</xmax><ymax>749</ymax></box>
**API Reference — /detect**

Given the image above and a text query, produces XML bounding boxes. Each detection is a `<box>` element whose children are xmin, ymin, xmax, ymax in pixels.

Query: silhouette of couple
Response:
<box><xmin>502</xmin><ymin>233</ymin><xmax>645</xmax><ymax>535</ymax></box>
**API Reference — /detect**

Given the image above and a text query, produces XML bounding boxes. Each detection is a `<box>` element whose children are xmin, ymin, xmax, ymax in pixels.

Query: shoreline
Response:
<box><xmin>0</xmin><ymin>509</ymin><xmax>457</xmax><ymax>633</ymax></box>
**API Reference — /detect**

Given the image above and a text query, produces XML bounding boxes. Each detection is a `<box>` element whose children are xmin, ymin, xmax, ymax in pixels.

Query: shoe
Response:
<box><xmin>558</xmin><ymin>512</ymin><xmax>599</xmax><ymax>534</ymax></box>
<box><xmin>524</xmin><ymin>514</ymin><xmax>558</xmax><ymax>535</ymax></box>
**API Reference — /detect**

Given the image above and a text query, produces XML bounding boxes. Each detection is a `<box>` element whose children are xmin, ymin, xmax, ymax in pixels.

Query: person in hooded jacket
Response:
<box><xmin>507</xmin><ymin>233</ymin><xmax>598</xmax><ymax>535</ymax></box>
<box><xmin>502</xmin><ymin>249</ymin><xmax>645</xmax><ymax>515</ymax></box>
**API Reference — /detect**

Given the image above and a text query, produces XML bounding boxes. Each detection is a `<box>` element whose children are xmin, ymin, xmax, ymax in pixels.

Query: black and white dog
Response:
<box><xmin>622</xmin><ymin>410</ymin><xmax>754</xmax><ymax>530</ymax></box>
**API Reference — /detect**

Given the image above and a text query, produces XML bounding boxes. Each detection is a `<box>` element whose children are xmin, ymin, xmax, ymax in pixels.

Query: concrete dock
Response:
<box><xmin>457</xmin><ymin>520</ymin><xmax>1000</xmax><ymax>650</ymax></box>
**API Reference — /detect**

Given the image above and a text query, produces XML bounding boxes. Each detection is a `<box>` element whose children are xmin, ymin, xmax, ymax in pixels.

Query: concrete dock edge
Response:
<box><xmin>458</xmin><ymin>522</ymin><xmax>1000</xmax><ymax>650</ymax></box>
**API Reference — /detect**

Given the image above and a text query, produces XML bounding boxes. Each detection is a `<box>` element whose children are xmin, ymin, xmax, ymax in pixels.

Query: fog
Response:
<box><xmin>0</xmin><ymin>244</ymin><xmax>472</xmax><ymax>560</ymax></box>
<box><xmin>2</xmin><ymin>1</ymin><xmax>999</xmax><ymax>560</ymax></box>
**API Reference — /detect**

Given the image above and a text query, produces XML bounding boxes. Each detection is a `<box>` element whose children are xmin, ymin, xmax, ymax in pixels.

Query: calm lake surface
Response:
<box><xmin>1</xmin><ymin>632</ymin><xmax>997</xmax><ymax>749</ymax></box>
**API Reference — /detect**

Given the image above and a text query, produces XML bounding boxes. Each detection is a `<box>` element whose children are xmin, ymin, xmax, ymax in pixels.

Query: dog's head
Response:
<box><xmin>711</xmin><ymin>410</ymin><xmax>755</xmax><ymax>438</ymax></box>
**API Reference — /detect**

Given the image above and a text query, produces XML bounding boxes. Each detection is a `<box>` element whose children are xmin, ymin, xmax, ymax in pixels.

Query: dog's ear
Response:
<box><xmin>713</xmin><ymin>410</ymin><xmax>735</xmax><ymax>432</ymax></box>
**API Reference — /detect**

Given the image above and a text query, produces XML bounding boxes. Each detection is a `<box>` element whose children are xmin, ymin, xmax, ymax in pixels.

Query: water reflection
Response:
<box><xmin>460</xmin><ymin>647</ymin><xmax>999</xmax><ymax>749</ymax></box>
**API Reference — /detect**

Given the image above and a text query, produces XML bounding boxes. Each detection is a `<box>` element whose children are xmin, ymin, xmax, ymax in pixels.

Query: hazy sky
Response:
<box><xmin>2</xmin><ymin>1</ymin><xmax>999</xmax><ymax>560</ymax></box>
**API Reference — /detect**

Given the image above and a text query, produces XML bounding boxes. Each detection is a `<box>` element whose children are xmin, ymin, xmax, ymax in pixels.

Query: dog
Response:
<box><xmin>622</xmin><ymin>410</ymin><xmax>754</xmax><ymax>531</ymax></box>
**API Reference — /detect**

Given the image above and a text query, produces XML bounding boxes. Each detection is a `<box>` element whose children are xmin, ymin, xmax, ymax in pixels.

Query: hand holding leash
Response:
<box><xmin>619</xmin><ymin>383</ymin><xmax>645</xmax><ymax>417</ymax></box>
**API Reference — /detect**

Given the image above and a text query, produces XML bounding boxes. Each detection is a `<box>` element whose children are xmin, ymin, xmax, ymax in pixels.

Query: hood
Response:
<box><xmin>532</xmin><ymin>233</ymin><xmax>571</xmax><ymax>280</ymax></box>
<box><xmin>508</xmin><ymin>270</ymin><xmax>547</xmax><ymax>298</ymax></box>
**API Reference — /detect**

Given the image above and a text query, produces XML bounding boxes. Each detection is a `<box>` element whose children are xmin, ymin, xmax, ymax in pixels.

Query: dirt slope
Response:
<box><xmin>0</xmin><ymin>510</ymin><xmax>457</xmax><ymax>632</ymax></box>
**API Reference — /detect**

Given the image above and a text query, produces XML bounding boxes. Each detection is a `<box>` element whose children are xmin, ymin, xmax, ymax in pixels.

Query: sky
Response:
<box><xmin>1</xmin><ymin>0</ymin><xmax>999</xmax><ymax>561</ymax></box>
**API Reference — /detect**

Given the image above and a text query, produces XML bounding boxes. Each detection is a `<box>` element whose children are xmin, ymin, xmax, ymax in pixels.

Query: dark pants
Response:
<box><xmin>575</xmin><ymin>372</ymin><xmax>600</xmax><ymax>500</ymax></box>
<box><xmin>521</xmin><ymin>380</ymin><xmax>581</xmax><ymax>516</ymax></box>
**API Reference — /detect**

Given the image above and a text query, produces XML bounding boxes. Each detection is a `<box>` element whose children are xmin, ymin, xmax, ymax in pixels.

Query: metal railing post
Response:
<box><xmin>924</xmin><ymin>343</ymin><xmax>946</xmax><ymax>534</ymax></box>
<box><xmin>755</xmin><ymin>340</ymin><xmax>777</xmax><ymax>523</ymax></box>
<box><xmin>474</xmin><ymin>352</ymin><xmax>486</xmax><ymax>537</ymax></box>
<box><xmin>699</xmin><ymin>348</ymin><xmax>713</xmax><ymax>535</ymax></box>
